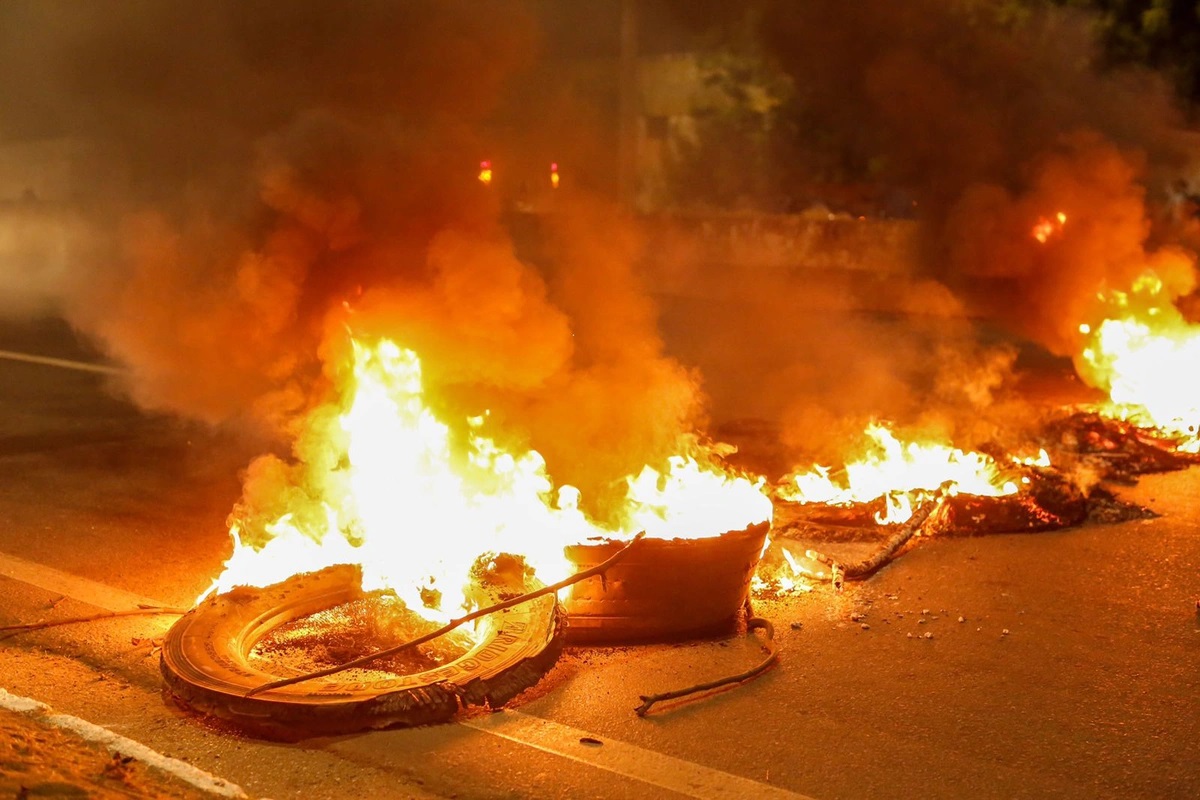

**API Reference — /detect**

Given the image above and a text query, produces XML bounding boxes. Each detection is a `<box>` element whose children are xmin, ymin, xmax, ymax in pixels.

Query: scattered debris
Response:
<box><xmin>102</xmin><ymin>752</ymin><xmax>137</xmax><ymax>780</ymax></box>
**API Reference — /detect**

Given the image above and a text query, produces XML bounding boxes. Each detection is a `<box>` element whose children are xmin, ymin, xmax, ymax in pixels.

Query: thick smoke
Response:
<box><xmin>7</xmin><ymin>0</ymin><xmax>1196</xmax><ymax>502</ymax></box>
<box><xmin>1</xmin><ymin>0</ymin><xmax>535</xmax><ymax>423</ymax></box>
<box><xmin>664</xmin><ymin>0</ymin><xmax>1200</xmax><ymax>464</ymax></box>
<box><xmin>0</xmin><ymin>1</ymin><xmax>704</xmax><ymax>525</ymax></box>
<box><xmin>757</xmin><ymin>0</ymin><xmax>1198</xmax><ymax>332</ymax></box>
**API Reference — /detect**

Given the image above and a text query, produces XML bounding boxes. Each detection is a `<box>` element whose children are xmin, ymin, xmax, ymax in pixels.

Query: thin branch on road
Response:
<box><xmin>0</xmin><ymin>605</ymin><xmax>188</xmax><ymax>635</ymax></box>
<box><xmin>805</xmin><ymin>485</ymin><xmax>950</xmax><ymax>587</ymax></box>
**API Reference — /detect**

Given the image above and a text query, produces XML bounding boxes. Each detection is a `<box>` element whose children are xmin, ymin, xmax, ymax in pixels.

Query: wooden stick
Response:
<box><xmin>805</xmin><ymin>485</ymin><xmax>950</xmax><ymax>581</ymax></box>
<box><xmin>634</xmin><ymin>617</ymin><xmax>777</xmax><ymax>716</ymax></box>
<box><xmin>0</xmin><ymin>606</ymin><xmax>188</xmax><ymax>634</ymax></box>
<box><xmin>246</xmin><ymin>532</ymin><xmax>647</xmax><ymax>697</ymax></box>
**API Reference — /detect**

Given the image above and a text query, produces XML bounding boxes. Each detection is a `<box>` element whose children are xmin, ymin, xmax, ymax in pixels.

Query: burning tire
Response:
<box><xmin>563</xmin><ymin>522</ymin><xmax>770</xmax><ymax>643</ymax></box>
<box><xmin>161</xmin><ymin>564</ymin><xmax>565</xmax><ymax>738</ymax></box>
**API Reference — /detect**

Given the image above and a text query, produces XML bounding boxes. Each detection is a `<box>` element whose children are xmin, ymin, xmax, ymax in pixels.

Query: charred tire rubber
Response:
<box><xmin>160</xmin><ymin>564</ymin><xmax>565</xmax><ymax>738</ymax></box>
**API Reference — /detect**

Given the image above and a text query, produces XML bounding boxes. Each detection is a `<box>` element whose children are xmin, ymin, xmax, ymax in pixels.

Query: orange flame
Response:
<box><xmin>778</xmin><ymin>423</ymin><xmax>1038</xmax><ymax>525</ymax></box>
<box><xmin>201</xmin><ymin>337</ymin><xmax>772</xmax><ymax>617</ymax></box>
<box><xmin>1076</xmin><ymin>272</ymin><xmax>1200</xmax><ymax>450</ymax></box>
<box><xmin>1032</xmin><ymin>211</ymin><xmax>1067</xmax><ymax>244</ymax></box>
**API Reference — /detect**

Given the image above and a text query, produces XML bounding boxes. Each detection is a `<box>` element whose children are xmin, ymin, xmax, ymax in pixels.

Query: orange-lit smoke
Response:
<box><xmin>0</xmin><ymin>1</ymin><xmax>718</xmax><ymax>537</ymax></box>
<box><xmin>653</xmin><ymin>0</ymin><xmax>1200</xmax><ymax>465</ymax></box>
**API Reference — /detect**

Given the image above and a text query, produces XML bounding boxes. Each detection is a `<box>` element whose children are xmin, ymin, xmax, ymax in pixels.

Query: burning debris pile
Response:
<box><xmin>1046</xmin><ymin>411</ymin><xmax>1200</xmax><ymax>482</ymax></box>
<box><xmin>771</xmin><ymin>417</ymin><xmax>1176</xmax><ymax>539</ymax></box>
<box><xmin>161</xmin><ymin>561</ymin><xmax>568</xmax><ymax>737</ymax></box>
<box><xmin>755</xmin><ymin>416</ymin><xmax>1163</xmax><ymax>596</ymax></box>
<box><xmin>159</xmin><ymin>335</ymin><xmax>774</xmax><ymax>736</ymax></box>
<box><xmin>6</xmin><ymin>0</ymin><xmax>1200</xmax><ymax>739</ymax></box>
<box><xmin>137</xmin><ymin>0</ymin><xmax>1200</xmax><ymax>733</ymax></box>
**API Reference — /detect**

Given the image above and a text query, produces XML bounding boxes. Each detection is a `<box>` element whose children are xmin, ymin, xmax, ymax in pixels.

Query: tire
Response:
<box><xmin>160</xmin><ymin>563</ymin><xmax>565</xmax><ymax>738</ymax></box>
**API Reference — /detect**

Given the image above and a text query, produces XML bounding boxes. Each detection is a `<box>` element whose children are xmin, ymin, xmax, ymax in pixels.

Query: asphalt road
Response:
<box><xmin>1</xmin><ymin>318</ymin><xmax>1198</xmax><ymax>799</ymax></box>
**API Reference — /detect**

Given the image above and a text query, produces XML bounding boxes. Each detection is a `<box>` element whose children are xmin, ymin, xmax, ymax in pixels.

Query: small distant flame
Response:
<box><xmin>1012</xmin><ymin>448</ymin><xmax>1051</xmax><ymax>468</ymax></box>
<box><xmin>478</xmin><ymin>160</ymin><xmax>493</xmax><ymax>185</ymax></box>
<box><xmin>1076</xmin><ymin>272</ymin><xmax>1200</xmax><ymax>450</ymax></box>
<box><xmin>1032</xmin><ymin>211</ymin><xmax>1067</xmax><ymax>244</ymax></box>
<box><xmin>779</xmin><ymin>423</ymin><xmax>1034</xmax><ymax>525</ymax></box>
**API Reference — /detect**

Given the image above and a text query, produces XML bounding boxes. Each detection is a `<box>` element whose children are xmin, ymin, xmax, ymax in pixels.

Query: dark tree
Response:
<box><xmin>1049</xmin><ymin>1</ymin><xmax>1200</xmax><ymax>106</ymax></box>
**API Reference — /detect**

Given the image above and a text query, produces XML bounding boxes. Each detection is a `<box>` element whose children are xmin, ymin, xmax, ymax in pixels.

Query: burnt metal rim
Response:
<box><xmin>160</xmin><ymin>563</ymin><xmax>565</xmax><ymax>738</ymax></box>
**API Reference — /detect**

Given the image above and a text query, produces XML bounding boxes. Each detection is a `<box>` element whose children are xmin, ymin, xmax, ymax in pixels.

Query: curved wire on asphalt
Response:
<box><xmin>634</xmin><ymin>617</ymin><xmax>778</xmax><ymax>717</ymax></box>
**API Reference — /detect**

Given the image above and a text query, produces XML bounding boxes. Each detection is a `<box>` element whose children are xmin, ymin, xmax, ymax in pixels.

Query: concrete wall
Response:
<box><xmin>647</xmin><ymin>212</ymin><xmax>921</xmax><ymax>273</ymax></box>
<box><xmin>639</xmin><ymin>213</ymin><xmax>927</xmax><ymax>308</ymax></box>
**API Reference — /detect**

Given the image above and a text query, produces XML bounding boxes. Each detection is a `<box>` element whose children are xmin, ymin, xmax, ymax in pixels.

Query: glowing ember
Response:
<box><xmin>1013</xmin><ymin>448</ymin><xmax>1051</xmax><ymax>468</ymax></box>
<box><xmin>751</xmin><ymin>543</ymin><xmax>819</xmax><ymax>597</ymax></box>
<box><xmin>202</xmin><ymin>336</ymin><xmax>771</xmax><ymax>623</ymax></box>
<box><xmin>778</xmin><ymin>423</ymin><xmax>1031</xmax><ymax>524</ymax></box>
<box><xmin>1076</xmin><ymin>272</ymin><xmax>1200</xmax><ymax>451</ymax></box>
<box><xmin>1032</xmin><ymin>211</ymin><xmax>1067</xmax><ymax>243</ymax></box>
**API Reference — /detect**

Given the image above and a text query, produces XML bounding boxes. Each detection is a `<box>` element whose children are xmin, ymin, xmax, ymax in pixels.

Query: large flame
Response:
<box><xmin>778</xmin><ymin>423</ymin><xmax>1039</xmax><ymax>524</ymax></box>
<box><xmin>1075</xmin><ymin>273</ymin><xmax>1200</xmax><ymax>451</ymax></box>
<box><xmin>202</xmin><ymin>336</ymin><xmax>772</xmax><ymax>620</ymax></box>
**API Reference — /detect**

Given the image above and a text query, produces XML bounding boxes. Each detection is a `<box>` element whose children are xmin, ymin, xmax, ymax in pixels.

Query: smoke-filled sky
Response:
<box><xmin>654</xmin><ymin>0</ymin><xmax>1200</xmax><ymax>462</ymax></box>
<box><xmin>1</xmin><ymin>0</ymin><xmax>1199</xmax><ymax>490</ymax></box>
<box><xmin>0</xmin><ymin>0</ymin><xmax>532</xmax><ymax>415</ymax></box>
<box><xmin>0</xmin><ymin>0</ymin><xmax>711</xmax><ymax>525</ymax></box>
<box><xmin>756</xmin><ymin>0</ymin><xmax>1199</xmax><ymax>343</ymax></box>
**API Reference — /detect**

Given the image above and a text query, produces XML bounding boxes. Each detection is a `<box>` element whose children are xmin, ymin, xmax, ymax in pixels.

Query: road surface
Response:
<box><xmin>0</xmin><ymin>318</ymin><xmax>1198</xmax><ymax>799</ymax></box>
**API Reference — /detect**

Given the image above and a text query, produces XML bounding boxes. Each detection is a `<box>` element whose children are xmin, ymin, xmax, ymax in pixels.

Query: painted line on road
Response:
<box><xmin>0</xmin><ymin>348</ymin><xmax>124</xmax><ymax>375</ymax></box>
<box><xmin>463</xmin><ymin>709</ymin><xmax>813</xmax><ymax>800</ymax></box>
<box><xmin>0</xmin><ymin>687</ymin><xmax>247</xmax><ymax>797</ymax></box>
<box><xmin>0</xmin><ymin>550</ymin><xmax>168</xmax><ymax>611</ymax></box>
<box><xmin>0</xmin><ymin>551</ymin><xmax>816</xmax><ymax>800</ymax></box>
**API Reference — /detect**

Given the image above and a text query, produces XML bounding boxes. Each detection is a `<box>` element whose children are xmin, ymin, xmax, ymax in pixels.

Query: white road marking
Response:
<box><xmin>0</xmin><ymin>551</ymin><xmax>817</xmax><ymax>800</ymax></box>
<box><xmin>0</xmin><ymin>550</ymin><xmax>168</xmax><ymax>611</ymax></box>
<box><xmin>463</xmin><ymin>710</ymin><xmax>814</xmax><ymax>800</ymax></box>
<box><xmin>0</xmin><ymin>348</ymin><xmax>124</xmax><ymax>375</ymax></box>
<box><xmin>0</xmin><ymin>687</ymin><xmax>248</xmax><ymax>798</ymax></box>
